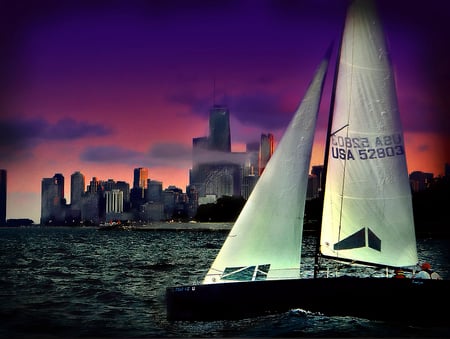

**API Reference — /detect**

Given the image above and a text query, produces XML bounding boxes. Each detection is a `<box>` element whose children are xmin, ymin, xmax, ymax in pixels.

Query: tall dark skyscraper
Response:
<box><xmin>131</xmin><ymin>167</ymin><xmax>149</xmax><ymax>206</ymax></box>
<box><xmin>208</xmin><ymin>105</ymin><xmax>231</xmax><ymax>152</ymax></box>
<box><xmin>133</xmin><ymin>167</ymin><xmax>148</xmax><ymax>189</ymax></box>
<box><xmin>0</xmin><ymin>169</ymin><xmax>6</xmax><ymax>225</ymax></box>
<box><xmin>192</xmin><ymin>136</ymin><xmax>209</xmax><ymax>167</ymax></box>
<box><xmin>41</xmin><ymin>173</ymin><xmax>65</xmax><ymax>225</ymax></box>
<box><xmin>146</xmin><ymin>179</ymin><xmax>163</xmax><ymax>202</ymax></box>
<box><xmin>71</xmin><ymin>171</ymin><xmax>85</xmax><ymax>208</ymax></box>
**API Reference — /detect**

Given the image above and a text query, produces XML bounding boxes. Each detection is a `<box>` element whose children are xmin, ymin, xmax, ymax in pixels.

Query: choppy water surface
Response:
<box><xmin>1</xmin><ymin>225</ymin><xmax>449</xmax><ymax>338</ymax></box>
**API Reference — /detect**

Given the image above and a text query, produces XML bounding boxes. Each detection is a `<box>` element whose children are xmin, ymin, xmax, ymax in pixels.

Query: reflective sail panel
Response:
<box><xmin>203</xmin><ymin>56</ymin><xmax>330</xmax><ymax>284</ymax></box>
<box><xmin>320</xmin><ymin>0</ymin><xmax>417</xmax><ymax>267</ymax></box>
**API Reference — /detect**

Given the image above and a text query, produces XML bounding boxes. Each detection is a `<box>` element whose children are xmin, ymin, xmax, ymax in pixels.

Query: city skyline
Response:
<box><xmin>1</xmin><ymin>0</ymin><xmax>449</xmax><ymax>223</ymax></box>
<box><xmin>2</xmin><ymin>160</ymin><xmax>447</xmax><ymax>224</ymax></box>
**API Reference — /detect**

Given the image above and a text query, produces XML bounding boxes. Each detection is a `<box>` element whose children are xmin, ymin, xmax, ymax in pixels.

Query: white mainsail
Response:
<box><xmin>203</xmin><ymin>55</ymin><xmax>330</xmax><ymax>284</ymax></box>
<box><xmin>320</xmin><ymin>0</ymin><xmax>417</xmax><ymax>268</ymax></box>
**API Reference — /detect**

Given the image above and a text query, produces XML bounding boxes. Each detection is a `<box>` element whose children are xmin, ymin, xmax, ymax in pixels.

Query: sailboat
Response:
<box><xmin>166</xmin><ymin>0</ymin><xmax>449</xmax><ymax>323</ymax></box>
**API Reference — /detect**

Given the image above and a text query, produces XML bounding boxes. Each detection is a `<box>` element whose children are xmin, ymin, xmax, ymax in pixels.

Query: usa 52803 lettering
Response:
<box><xmin>330</xmin><ymin>134</ymin><xmax>404</xmax><ymax>160</ymax></box>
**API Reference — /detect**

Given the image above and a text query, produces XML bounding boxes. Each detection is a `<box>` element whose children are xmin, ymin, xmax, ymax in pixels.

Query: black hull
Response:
<box><xmin>166</xmin><ymin>277</ymin><xmax>450</xmax><ymax>323</ymax></box>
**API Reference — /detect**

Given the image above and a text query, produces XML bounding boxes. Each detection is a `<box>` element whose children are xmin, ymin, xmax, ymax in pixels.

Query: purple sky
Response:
<box><xmin>1</xmin><ymin>0</ymin><xmax>449</xmax><ymax>223</ymax></box>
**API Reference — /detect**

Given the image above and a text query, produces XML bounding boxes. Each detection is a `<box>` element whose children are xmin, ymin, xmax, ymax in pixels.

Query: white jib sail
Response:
<box><xmin>320</xmin><ymin>0</ymin><xmax>418</xmax><ymax>268</ymax></box>
<box><xmin>203</xmin><ymin>56</ymin><xmax>329</xmax><ymax>284</ymax></box>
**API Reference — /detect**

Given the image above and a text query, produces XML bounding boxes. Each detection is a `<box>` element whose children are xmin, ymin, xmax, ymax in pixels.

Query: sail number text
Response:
<box><xmin>331</xmin><ymin>134</ymin><xmax>405</xmax><ymax>160</ymax></box>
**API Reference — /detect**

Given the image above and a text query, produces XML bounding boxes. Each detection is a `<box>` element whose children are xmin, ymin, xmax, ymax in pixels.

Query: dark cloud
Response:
<box><xmin>0</xmin><ymin>117</ymin><xmax>112</xmax><ymax>142</ymax></box>
<box><xmin>149</xmin><ymin>143</ymin><xmax>192</xmax><ymax>161</ymax></box>
<box><xmin>0</xmin><ymin>117</ymin><xmax>113</xmax><ymax>163</ymax></box>
<box><xmin>80</xmin><ymin>142</ymin><xmax>193</xmax><ymax>168</ymax></box>
<box><xmin>230</xmin><ymin>92</ymin><xmax>290</xmax><ymax>130</ymax></box>
<box><xmin>42</xmin><ymin>118</ymin><xmax>112</xmax><ymax>140</ymax></box>
<box><xmin>80</xmin><ymin>145</ymin><xmax>141</xmax><ymax>163</ymax></box>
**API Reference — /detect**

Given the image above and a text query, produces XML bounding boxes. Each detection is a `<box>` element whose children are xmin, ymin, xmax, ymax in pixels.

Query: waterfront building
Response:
<box><xmin>70</xmin><ymin>171</ymin><xmax>85</xmax><ymax>208</ymax></box>
<box><xmin>41</xmin><ymin>173</ymin><xmax>65</xmax><ymax>225</ymax></box>
<box><xmin>81</xmin><ymin>192</ymin><xmax>103</xmax><ymax>225</ymax></box>
<box><xmin>139</xmin><ymin>202</ymin><xmax>164</xmax><ymax>222</ymax></box>
<box><xmin>162</xmin><ymin>186</ymin><xmax>182</xmax><ymax>220</ymax></box>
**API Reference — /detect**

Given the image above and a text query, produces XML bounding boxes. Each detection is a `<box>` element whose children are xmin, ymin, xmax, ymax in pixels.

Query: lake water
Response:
<box><xmin>1</xmin><ymin>224</ymin><xmax>449</xmax><ymax>338</ymax></box>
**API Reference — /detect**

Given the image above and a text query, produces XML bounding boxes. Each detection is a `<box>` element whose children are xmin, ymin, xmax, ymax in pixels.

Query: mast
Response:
<box><xmin>313</xmin><ymin>36</ymin><xmax>343</xmax><ymax>279</ymax></box>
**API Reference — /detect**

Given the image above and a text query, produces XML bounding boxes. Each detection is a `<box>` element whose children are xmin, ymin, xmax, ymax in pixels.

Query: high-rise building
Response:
<box><xmin>208</xmin><ymin>105</ymin><xmax>231</xmax><ymax>152</ymax></box>
<box><xmin>115</xmin><ymin>181</ymin><xmax>130</xmax><ymax>209</ymax></box>
<box><xmin>131</xmin><ymin>167</ymin><xmax>149</xmax><ymax>207</ymax></box>
<box><xmin>190</xmin><ymin>104</ymin><xmax>258</xmax><ymax>203</ymax></box>
<box><xmin>71</xmin><ymin>171</ymin><xmax>85</xmax><ymax>208</ymax></box>
<box><xmin>259</xmin><ymin>133</ymin><xmax>274</xmax><ymax>175</ymax></box>
<box><xmin>0</xmin><ymin>169</ymin><xmax>6</xmax><ymax>225</ymax></box>
<box><xmin>241</xmin><ymin>173</ymin><xmax>258</xmax><ymax>200</ymax></box>
<box><xmin>146</xmin><ymin>179</ymin><xmax>163</xmax><ymax>202</ymax></box>
<box><xmin>192</xmin><ymin>136</ymin><xmax>209</xmax><ymax>167</ymax></box>
<box><xmin>87</xmin><ymin>177</ymin><xmax>101</xmax><ymax>193</ymax></box>
<box><xmin>105</xmin><ymin>189</ymin><xmax>123</xmax><ymax>213</ymax></box>
<box><xmin>41</xmin><ymin>173</ymin><xmax>65</xmax><ymax>225</ymax></box>
<box><xmin>133</xmin><ymin>167</ymin><xmax>148</xmax><ymax>189</ymax></box>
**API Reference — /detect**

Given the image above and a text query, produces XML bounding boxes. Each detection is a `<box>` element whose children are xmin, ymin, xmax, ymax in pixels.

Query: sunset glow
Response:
<box><xmin>1</xmin><ymin>0</ymin><xmax>449</xmax><ymax>223</ymax></box>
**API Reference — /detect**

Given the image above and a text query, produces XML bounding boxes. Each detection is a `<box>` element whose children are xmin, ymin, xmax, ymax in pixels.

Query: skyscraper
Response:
<box><xmin>146</xmin><ymin>179</ymin><xmax>163</xmax><ymax>202</ymax></box>
<box><xmin>0</xmin><ymin>169</ymin><xmax>6</xmax><ymax>225</ymax></box>
<box><xmin>192</xmin><ymin>136</ymin><xmax>209</xmax><ymax>167</ymax></box>
<box><xmin>259</xmin><ymin>133</ymin><xmax>274</xmax><ymax>175</ymax></box>
<box><xmin>133</xmin><ymin>167</ymin><xmax>148</xmax><ymax>190</ymax></box>
<box><xmin>208</xmin><ymin>105</ymin><xmax>231</xmax><ymax>152</ymax></box>
<box><xmin>41</xmin><ymin>173</ymin><xmax>65</xmax><ymax>225</ymax></box>
<box><xmin>71</xmin><ymin>171</ymin><xmax>85</xmax><ymax>208</ymax></box>
<box><xmin>131</xmin><ymin>167</ymin><xmax>149</xmax><ymax>207</ymax></box>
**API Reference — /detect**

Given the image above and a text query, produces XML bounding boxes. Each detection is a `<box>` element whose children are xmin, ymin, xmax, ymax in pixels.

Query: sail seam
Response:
<box><xmin>340</xmin><ymin>60</ymin><xmax>385</xmax><ymax>71</ymax></box>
